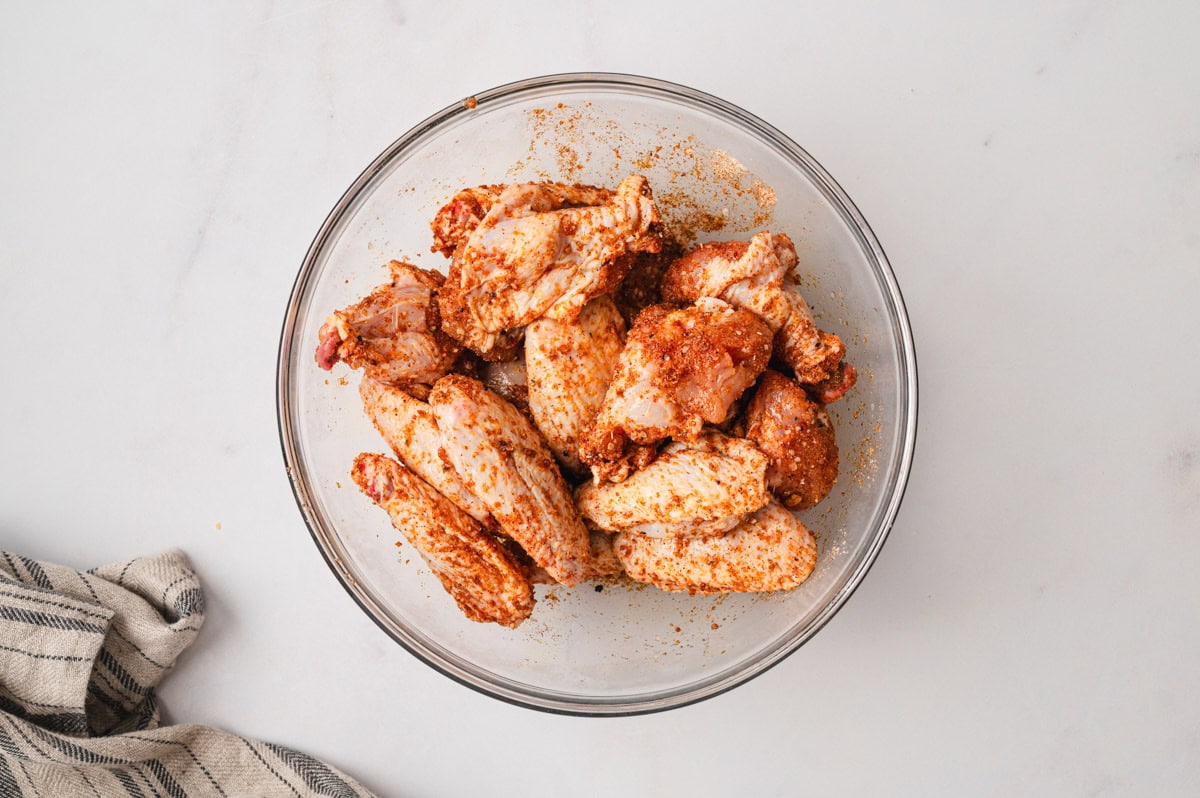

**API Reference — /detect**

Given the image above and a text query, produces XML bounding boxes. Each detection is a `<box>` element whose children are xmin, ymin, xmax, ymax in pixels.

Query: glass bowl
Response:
<box><xmin>277</xmin><ymin>73</ymin><xmax>917</xmax><ymax>715</ymax></box>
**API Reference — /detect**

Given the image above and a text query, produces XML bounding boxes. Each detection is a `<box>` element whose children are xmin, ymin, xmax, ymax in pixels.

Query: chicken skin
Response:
<box><xmin>739</xmin><ymin>370</ymin><xmax>839</xmax><ymax>510</ymax></box>
<box><xmin>352</xmin><ymin>453</ymin><xmax>534</xmax><ymax>628</ymax></box>
<box><xmin>315</xmin><ymin>260</ymin><xmax>460</xmax><ymax>388</ymax></box>
<box><xmin>804</xmin><ymin>360</ymin><xmax>859</xmax><ymax>405</ymax></box>
<box><xmin>520</xmin><ymin>527</ymin><xmax>626</xmax><ymax>585</ymax></box>
<box><xmin>436</xmin><ymin>176</ymin><xmax>662</xmax><ymax>357</ymax></box>
<box><xmin>525</xmin><ymin>295</ymin><xmax>626</xmax><ymax>480</ymax></box>
<box><xmin>576</xmin><ymin>431</ymin><xmax>769</xmax><ymax>537</ymax></box>
<box><xmin>661</xmin><ymin>231</ymin><xmax>853</xmax><ymax>391</ymax></box>
<box><xmin>614</xmin><ymin>500</ymin><xmax>818</xmax><ymax>595</ymax></box>
<box><xmin>578</xmin><ymin>298</ymin><xmax>773</xmax><ymax>482</ymax></box>
<box><xmin>430</xmin><ymin>182</ymin><xmax>615</xmax><ymax>258</ymax></box>
<box><xmin>429</xmin><ymin>374</ymin><xmax>592</xmax><ymax>586</ymax></box>
<box><xmin>359</xmin><ymin>377</ymin><xmax>494</xmax><ymax>526</ymax></box>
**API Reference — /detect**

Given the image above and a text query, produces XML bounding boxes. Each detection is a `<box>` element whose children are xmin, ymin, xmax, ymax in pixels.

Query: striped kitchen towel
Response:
<box><xmin>0</xmin><ymin>550</ymin><xmax>375</xmax><ymax>797</ymax></box>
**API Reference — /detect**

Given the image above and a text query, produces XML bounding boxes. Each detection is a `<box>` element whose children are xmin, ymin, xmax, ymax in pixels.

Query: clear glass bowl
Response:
<box><xmin>277</xmin><ymin>73</ymin><xmax>917</xmax><ymax>715</ymax></box>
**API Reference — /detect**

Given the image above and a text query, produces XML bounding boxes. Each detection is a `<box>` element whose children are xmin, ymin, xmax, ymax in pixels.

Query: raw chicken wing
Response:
<box><xmin>429</xmin><ymin>374</ymin><xmax>592</xmax><ymax>586</ymax></box>
<box><xmin>352</xmin><ymin>453</ymin><xmax>533</xmax><ymax>627</ymax></box>
<box><xmin>614</xmin><ymin>500</ymin><xmax>817</xmax><ymax>595</ymax></box>
<box><xmin>525</xmin><ymin>295</ymin><xmax>626</xmax><ymax>479</ymax></box>
<box><xmin>739</xmin><ymin>370</ymin><xmax>839</xmax><ymax>510</ymax></box>
<box><xmin>431</xmin><ymin>182</ymin><xmax>615</xmax><ymax>257</ymax></box>
<box><xmin>662</xmin><ymin>232</ymin><xmax>851</xmax><ymax>389</ymax></box>
<box><xmin>777</xmin><ymin>281</ymin><xmax>850</xmax><ymax>388</ymax></box>
<box><xmin>576</xmin><ymin>431</ymin><xmax>769</xmax><ymax>537</ymax></box>
<box><xmin>315</xmin><ymin>260</ymin><xmax>460</xmax><ymax>388</ymax></box>
<box><xmin>803</xmin><ymin>360</ymin><xmax>858</xmax><ymax>405</ymax></box>
<box><xmin>359</xmin><ymin>377</ymin><xmax>494</xmax><ymax>525</ymax></box>
<box><xmin>436</xmin><ymin>176</ymin><xmax>661</xmax><ymax>357</ymax></box>
<box><xmin>578</xmin><ymin>298</ymin><xmax>773</xmax><ymax>482</ymax></box>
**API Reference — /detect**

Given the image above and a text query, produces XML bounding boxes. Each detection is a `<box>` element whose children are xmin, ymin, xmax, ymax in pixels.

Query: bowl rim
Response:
<box><xmin>276</xmin><ymin>71</ymin><xmax>919</xmax><ymax>716</ymax></box>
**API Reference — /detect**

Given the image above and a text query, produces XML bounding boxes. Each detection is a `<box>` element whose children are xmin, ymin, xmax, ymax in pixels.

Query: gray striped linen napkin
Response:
<box><xmin>0</xmin><ymin>550</ymin><xmax>375</xmax><ymax>797</ymax></box>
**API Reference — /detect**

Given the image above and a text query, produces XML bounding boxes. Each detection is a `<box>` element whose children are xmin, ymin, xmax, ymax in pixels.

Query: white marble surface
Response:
<box><xmin>2</xmin><ymin>2</ymin><xmax>1198</xmax><ymax>795</ymax></box>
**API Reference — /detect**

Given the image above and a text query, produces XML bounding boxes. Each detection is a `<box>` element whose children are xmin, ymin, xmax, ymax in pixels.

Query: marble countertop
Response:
<box><xmin>3</xmin><ymin>3</ymin><xmax>1197</xmax><ymax>795</ymax></box>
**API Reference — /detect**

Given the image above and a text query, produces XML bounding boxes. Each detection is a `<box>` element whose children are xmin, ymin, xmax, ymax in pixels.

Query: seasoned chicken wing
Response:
<box><xmin>429</xmin><ymin>374</ymin><xmax>592</xmax><ymax>586</ymax></box>
<box><xmin>436</xmin><ymin>176</ymin><xmax>661</xmax><ymax>357</ymax></box>
<box><xmin>576</xmin><ymin>431</ymin><xmax>769</xmax><ymax>537</ymax></box>
<box><xmin>803</xmin><ymin>360</ymin><xmax>859</xmax><ymax>405</ymax></box>
<box><xmin>662</xmin><ymin>232</ymin><xmax>851</xmax><ymax>389</ymax></box>
<box><xmin>662</xmin><ymin>232</ymin><xmax>793</xmax><ymax>328</ymax></box>
<box><xmin>352</xmin><ymin>453</ymin><xmax>533</xmax><ymax>628</ymax></box>
<box><xmin>315</xmin><ymin>260</ymin><xmax>461</xmax><ymax>388</ymax></box>
<box><xmin>739</xmin><ymin>370</ymin><xmax>839</xmax><ymax>510</ymax></box>
<box><xmin>431</xmin><ymin>182</ymin><xmax>614</xmax><ymax>257</ymax></box>
<box><xmin>776</xmin><ymin>280</ymin><xmax>848</xmax><ymax>387</ymax></box>
<box><xmin>614</xmin><ymin>500</ymin><xmax>818</xmax><ymax>595</ymax></box>
<box><xmin>359</xmin><ymin>377</ymin><xmax>494</xmax><ymax>526</ymax></box>
<box><xmin>578</xmin><ymin>298</ymin><xmax>773</xmax><ymax>482</ymax></box>
<box><xmin>525</xmin><ymin>295</ymin><xmax>626</xmax><ymax>479</ymax></box>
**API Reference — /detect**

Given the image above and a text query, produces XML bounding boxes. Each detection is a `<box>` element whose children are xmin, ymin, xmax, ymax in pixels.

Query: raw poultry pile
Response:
<box><xmin>315</xmin><ymin>176</ymin><xmax>856</xmax><ymax>628</ymax></box>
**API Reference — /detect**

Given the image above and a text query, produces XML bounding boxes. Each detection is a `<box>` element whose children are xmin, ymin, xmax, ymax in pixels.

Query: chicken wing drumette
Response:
<box><xmin>435</xmin><ymin>176</ymin><xmax>661</xmax><ymax>358</ymax></box>
<box><xmin>661</xmin><ymin>231</ymin><xmax>856</xmax><ymax>399</ymax></box>
<box><xmin>352</xmin><ymin>453</ymin><xmax>533</xmax><ymax>627</ymax></box>
<box><xmin>315</xmin><ymin>260</ymin><xmax>461</xmax><ymax>389</ymax></box>
<box><xmin>578</xmin><ymin>298</ymin><xmax>773</xmax><ymax>482</ymax></box>
<box><xmin>738</xmin><ymin>370</ymin><xmax>839</xmax><ymax>510</ymax></box>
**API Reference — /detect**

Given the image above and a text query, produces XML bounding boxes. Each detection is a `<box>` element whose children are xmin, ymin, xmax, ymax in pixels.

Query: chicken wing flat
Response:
<box><xmin>430</xmin><ymin>182</ymin><xmax>615</xmax><ymax>257</ymax></box>
<box><xmin>436</xmin><ymin>176</ymin><xmax>661</xmax><ymax>357</ymax></box>
<box><xmin>739</xmin><ymin>369</ymin><xmax>839</xmax><ymax>510</ymax></box>
<box><xmin>614</xmin><ymin>500</ymin><xmax>818</xmax><ymax>595</ymax></box>
<box><xmin>359</xmin><ymin>377</ymin><xmax>495</xmax><ymax>526</ymax></box>
<box><xmin>662</xmin><ymin>231</ymin><xmax>851</xmax><ymax>389</ymax></box>
<box><xmin>352</xmin><ymin>453</ymin><xmax>533</xmax><ymax>628</ymax></box>
<box><xmin>578</xmin><ymin>297</ymin><xmax>773</xmax><ymax>482</ymax></box>
<box><xmin>525</xmin><ymin>295</ymin><xmax>626</xmax><ymax>480</ymax></box>
<box><xmin>429</xmin><ymin>374</ymin><xmax>592</xmax><ymax>586</ymax></box>
<box><xmin>315</xmin><ymin>260</ymin><xmax>461</xmax><ymax>388</ymax></box>
<box><xmin>576</xmin><ymin>431</ymin><xmax>769</xmax><ymax>537</ymax></box>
